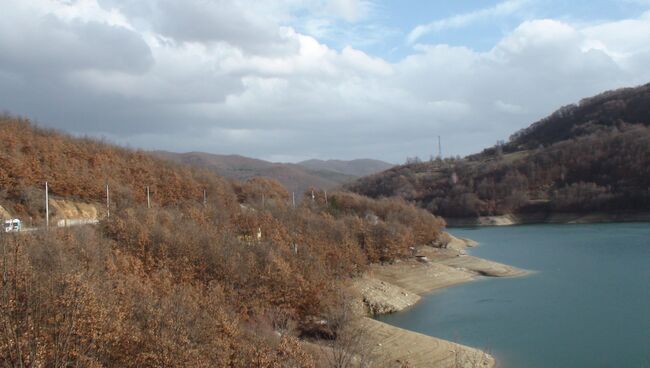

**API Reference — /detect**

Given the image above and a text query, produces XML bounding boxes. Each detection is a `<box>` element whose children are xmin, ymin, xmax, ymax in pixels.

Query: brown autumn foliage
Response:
<box><xmin>348</xmin><ymin>83</ymin><xmax>650</xmax><ymax>218</ymax></box>
<box><xmin>151</xmin><ymin>151</ymin><xmax>369</xmax><ymax>200</ymax></box>
<box><xmin>0</xmin><ymin>116</ymin><xmax>446</xmax><ymax>366</ymax></box>
<box><xmin>0</xmin><ymin>115</ymin><xmax>236</xmax><ymax>221</ymax></box>
<box><xmin>1</xmin><ymin>228</ymin><xmax>314</xmax><ymax>367</ymax></box>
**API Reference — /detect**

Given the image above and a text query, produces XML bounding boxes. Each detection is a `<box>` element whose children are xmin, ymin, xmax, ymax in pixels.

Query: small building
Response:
<box><xmin>3</xmin><ymin>219</ymin><xmax>21</xmax><ymax>232</ymax></box>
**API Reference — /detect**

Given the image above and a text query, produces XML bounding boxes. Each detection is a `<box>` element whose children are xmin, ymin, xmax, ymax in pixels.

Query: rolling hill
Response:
<box><xmin>348</xmin><ymin>82</ymin><xmax>650</xmax><ymax>222</ymax></box>
<box><xmin>0</xmin><ymin>114</ymin><xmax>445</xmax><ymax>366</ymax></box>
<box><xmin>152</xmin><ymin>151</ymin><xmax>392</xmax><ymax>197</ymax></box>
<box><xmin>298</xmin><ymin>159</ymin><xmax>393</xmax><ymax>177</ymax></box>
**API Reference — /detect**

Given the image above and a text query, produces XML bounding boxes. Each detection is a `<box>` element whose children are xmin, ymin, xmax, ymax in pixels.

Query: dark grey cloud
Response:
<box><xmin>100</xmin><ymin>0</ymin><xmax>299</xmax><ymax>56</ymax></box>
<box><xmin>0</xmin><ymin>11</ymin><xmax>152</xmax><ymax>76</ymax></box>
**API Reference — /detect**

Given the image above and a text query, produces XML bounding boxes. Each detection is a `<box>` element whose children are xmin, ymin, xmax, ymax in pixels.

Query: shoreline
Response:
<box><xmin>349</xmin><ymin>234</ymin><xmax>526</xmax><ymax>367</ymax></box>
<box><xmin>444</xmin><ymin>211</ymin><xmax>650</xmax><ymax>227</ymax></box>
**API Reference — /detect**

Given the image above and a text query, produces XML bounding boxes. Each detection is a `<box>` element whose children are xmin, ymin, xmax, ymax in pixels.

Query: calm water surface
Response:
<box><xmin>376</xmin><ymin>223</ymin><xmax>650</xmax><ymax>368</ymax></box>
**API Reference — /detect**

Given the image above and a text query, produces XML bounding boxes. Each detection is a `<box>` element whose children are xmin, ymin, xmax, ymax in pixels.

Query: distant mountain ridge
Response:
<box><xmin>298</xmin><ymin>159</ymin><xmax>393</xmax><ymax>177</ymax></box>
<box><xmin>152</xmin><ymin>151</ymin><xmax>392</xmax><ymax>196</ymax></box>
<box><xmin>349</xmin><ymin>82</ymin><xmax>650</xmax><ymax>220</ymax></box>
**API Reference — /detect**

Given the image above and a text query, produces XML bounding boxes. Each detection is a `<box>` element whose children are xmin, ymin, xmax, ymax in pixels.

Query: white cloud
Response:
<box><xmin>327</xmin><ymin>0</ymin><xmax>372</xmax><ymax>22</ymax></box>
<box><xmin>495</xmin><ymin>19</ymin><xmax>579</xmax><ymax>54</ymax></box>
<box><xmin>495</xmin><ymin>100</ymin><xmax>526</xmax><ymax>114</ymax></box>
<box><xmin>427</xmin><ymin>100</ymin><xmax>472</xmax><ymax>119</ymax></box>
<box><xmin>1</xmin><ymin>1</ymin><xmax>650</xmax><ymax>162</ymax></box>
<box><xmin>581</xmin><ymin>14</ymin><xmax>650</xmax><ymax>60</ymax></box>
<box><xmin>341</xmin><ymin>46</ymin><xmax>393</xmax><ymax>75</ymax></box>
<box><xmin>407</xmin><ymin>0</ymin><xmax>530</xmax><ymax>44</ymax></box>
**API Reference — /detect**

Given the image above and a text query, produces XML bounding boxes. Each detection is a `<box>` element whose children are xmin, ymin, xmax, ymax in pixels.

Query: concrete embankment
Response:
<box><xmin>1</xmin><ymin>199</ymin><xmax>101</xmax><ymax>229</ymax></box>
<box><xmin>348</xmin><ymin>234</ymin><xmax>525</xmax><ymax>367</ymax></box>
<box><xmin>446</xmin><ymin>211</ymin><xmax>650</xmax><ymax>227</ymax></box>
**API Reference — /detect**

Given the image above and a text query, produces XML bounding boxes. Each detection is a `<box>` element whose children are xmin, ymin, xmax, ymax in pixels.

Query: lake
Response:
<box><xmin>376</xmin><ymin>223</ymin><xmax>650</xmax><ymax>368</ymax></box>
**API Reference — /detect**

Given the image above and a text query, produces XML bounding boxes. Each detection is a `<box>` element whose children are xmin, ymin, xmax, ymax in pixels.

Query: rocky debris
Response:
<box><xmin>415</xmin><ymin>255</ymin><xmax>429</xmax><ymax>263</ymax></box>
<box><xmin>354</xmin><ymin>277</ymin><xmax>420</xmax><ymax>315</ymax></box>
<box><xmin>352</xmin><ymin>317</ymin><xmax>496</xmax><ymax>368</ymax></box>
<box><xmin>0</xmin><ymin>204</ymin><xmax>11</xmax><ymax>220</ymax></box>
<box><xmin>445</xmin><ymin>234</ymin><xmax>477</xmax><ymax>250</ymax></box>
<box><xmin>439</xmin><ymin>255</ymin><xmax>526</xmax><ymax>278</ymax></box>
<box><xmin>478</xmin><ymin>215</ymin><xmax>517</xmax><ymax>226</ymax></box>
<box><xmin>49</xmin><ymin>199</ymin><xmax>99</xmax><ymax>223</ymax></box>
<box><xmin>344</xmin><ymin>232</ymin><xmax>524</xmax><ymax>368</ymax></box>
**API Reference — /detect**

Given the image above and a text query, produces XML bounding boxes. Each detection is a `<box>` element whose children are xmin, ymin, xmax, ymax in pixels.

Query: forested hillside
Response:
<box><xmin>0</xmin><ymin>115</ymin><xmax>445</xmax><ymax>367</ymax></box>
<box><xmin>348</xmin><ymin>83</ymin><xmax>650</xmax><ymax>219</ymax></box>
<box><xmin>0</xmin><ymin>117</ymin><xmax>233</xmax><ymax>221</ymax></box>
<box><xmin>152</xmin><ymin>151</ymin><xmax>391</xmax><ymax>199</ymax></box>
<box><xmin>297</xmin><ymin>159</ymin><xmax>393</xmax><ymax>177</ymax></box>
<box><xmin>505</xmin><ymin>83</ymin><xmax>650</xmax><ymax>152</ymax></box>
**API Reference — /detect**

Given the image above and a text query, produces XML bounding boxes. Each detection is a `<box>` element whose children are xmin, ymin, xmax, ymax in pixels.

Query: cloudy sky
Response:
<box><xmin>2</xmin><ymin>0</ymin><xmax>650</xmax><ymax>163</ymax></box>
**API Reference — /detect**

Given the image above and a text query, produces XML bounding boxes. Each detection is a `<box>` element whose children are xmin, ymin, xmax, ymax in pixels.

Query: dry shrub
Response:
<box><xmin>0</xmin><ymin>116</ymin><xmax>449</xmax><ymax>366</ymax></box>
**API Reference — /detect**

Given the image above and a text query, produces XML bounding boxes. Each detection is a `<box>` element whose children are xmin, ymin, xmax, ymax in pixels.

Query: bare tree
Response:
<box><xmin>321</xmin><ymin>290</ymin><xmax>379</xmax><ymax>368</ymax></box>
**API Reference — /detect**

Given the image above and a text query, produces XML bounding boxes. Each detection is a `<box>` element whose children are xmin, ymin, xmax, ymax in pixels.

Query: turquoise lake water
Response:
<box><xmin>376</xmin><ymin>223</ymin><xmax>650</xmax><ymax>368</ymax></box>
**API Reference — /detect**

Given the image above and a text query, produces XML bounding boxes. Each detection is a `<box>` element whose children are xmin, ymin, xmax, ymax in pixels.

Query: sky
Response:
<box><xmin>1</xmin><ymin>0</ymin><xmax>650</xmax><ymax>163</ymax></box>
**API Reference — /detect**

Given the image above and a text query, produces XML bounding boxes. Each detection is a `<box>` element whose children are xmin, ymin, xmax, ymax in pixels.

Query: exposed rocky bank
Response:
<box><xmin>348</xmin><ymin>234</ymin><xmax>525</xmax><ymax>367</ymax></box>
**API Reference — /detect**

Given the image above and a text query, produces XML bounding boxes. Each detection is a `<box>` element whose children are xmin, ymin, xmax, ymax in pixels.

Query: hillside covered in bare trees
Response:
<box><xmin>348</xmin><ymin>83</ymin><xmax>650</xmax><ymax>220</ymax></box>
<box><xmin>151</xmin><ymin>151</ymin><xmax>392</xmax><ymax>201</ymax></box>
<box><xmin>0</xmin><ymin>116</ymin><xmax>446</xmax><ymax>367</ymax></box>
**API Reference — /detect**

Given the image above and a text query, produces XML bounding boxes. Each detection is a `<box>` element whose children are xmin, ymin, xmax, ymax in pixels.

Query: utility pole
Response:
<box><xmin>292</xmin><ymin>192</ymin><xmax>295</xmax><ymax>209</ymax></box>
<box><xmin>45</xmin><ymin>181</ymin><xmax>49</xmax><ymax>230</ymax></box>
<box><xmin>146</xmin><ymin>186</ymin><xmax>151</xmax><ymax>209</ymax></box>
<box><xmin>106</xmin><ymin>184</ymin><xmax>110</xmax><ymax>219</ymax></box>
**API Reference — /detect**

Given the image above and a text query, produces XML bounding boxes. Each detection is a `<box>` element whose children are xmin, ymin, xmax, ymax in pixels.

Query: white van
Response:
<box><xmin>3</xmin><ymin>219</ymin><xmax>21</xmax><ymax>232</ymax></box>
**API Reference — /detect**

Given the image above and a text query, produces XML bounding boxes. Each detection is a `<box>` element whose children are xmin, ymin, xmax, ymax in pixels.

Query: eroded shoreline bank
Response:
<box><xmin>445</xmin><ymin>211</ymin><xmax>650</xmax><ymax>227</ymax></box>
<box><xmin>349</xmin><ymin>234</ymin><xmax>526</xmax><ymax>367</ymax></box>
